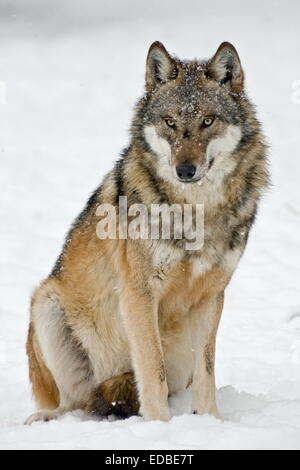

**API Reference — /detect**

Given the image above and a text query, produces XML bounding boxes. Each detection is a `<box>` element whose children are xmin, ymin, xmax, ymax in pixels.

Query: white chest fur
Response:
<box><xmin>151</xmin><ymin>242</ymin><xmax>182</xmax><ymax>281</ymax></box>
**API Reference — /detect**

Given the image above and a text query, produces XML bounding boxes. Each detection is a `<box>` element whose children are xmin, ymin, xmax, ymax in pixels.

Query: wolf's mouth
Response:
<box><xmin>175</xmin><ymin>176</ymin><xmax>202</xmax><ymax>184</ymax></box>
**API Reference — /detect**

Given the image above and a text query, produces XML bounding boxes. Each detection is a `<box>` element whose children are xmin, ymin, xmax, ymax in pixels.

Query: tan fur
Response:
<box><xmin>26</xmin><ymin>322</ymin><xmax>59</xmax><ymax>410</ymax></box>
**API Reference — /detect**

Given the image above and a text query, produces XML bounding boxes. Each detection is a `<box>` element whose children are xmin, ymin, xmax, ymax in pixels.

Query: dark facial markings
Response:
<box><xmin>208</xmin><ymin>158</ymin><xmax>215</xmax><ymax>170</ymax></box>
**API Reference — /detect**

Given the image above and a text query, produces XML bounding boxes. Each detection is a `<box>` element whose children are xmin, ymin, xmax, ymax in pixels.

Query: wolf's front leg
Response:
<box><xmin>120</xmin><ymin>290</ymin><xmax>170</xmax><ymax>421</ymax></box>
<box><xmin>120</xmin><ymin>245</ymin><xmax>170</xmax><ymax>422</ymax></box>
<box><xmin>191</xmin><ymin>292</ymin><xmax>224</xmax><ymax>418</ymax></box>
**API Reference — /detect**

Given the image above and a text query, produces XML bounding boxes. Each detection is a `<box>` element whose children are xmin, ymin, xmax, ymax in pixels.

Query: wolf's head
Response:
<box><xmin>133</xmin><ymin>42</ymin><xmax>259</xmax><ymax>187</ymax></box>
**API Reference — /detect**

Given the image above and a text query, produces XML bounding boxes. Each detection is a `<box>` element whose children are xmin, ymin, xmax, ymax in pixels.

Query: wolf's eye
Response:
<box><xmin>165</xmin><ymin>118</ymin><xmax>176</xmax><ymax>128</ymax></box>
<box><xmin>203</xmin><ymin>117</ymin><xmax>215</xmax><ymax>127</ymax></box>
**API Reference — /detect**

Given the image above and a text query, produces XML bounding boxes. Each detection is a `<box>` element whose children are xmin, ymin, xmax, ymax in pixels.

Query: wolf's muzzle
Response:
<box><xmin>176</xmin><ymin>163</ymin><xmax>196</xmax><ymax>182</ymax></box>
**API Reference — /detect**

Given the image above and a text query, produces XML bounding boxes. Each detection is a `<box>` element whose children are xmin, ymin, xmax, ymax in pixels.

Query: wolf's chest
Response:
<box><xmin>151</xmin><ymin>242</ymin><xmax>183</xmax><ymax>281</ymax></box>
<box><xmin>151</xmin><ymin>237</ymin><xmax>242</xmax><ymax>286</ymax></box>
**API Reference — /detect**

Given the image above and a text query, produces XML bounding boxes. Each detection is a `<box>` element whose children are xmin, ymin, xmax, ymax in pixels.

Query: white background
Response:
<box><xmin>0</xmin><ymin>0</ymin><xmax>300</xmax><ymax>449</ymax></box>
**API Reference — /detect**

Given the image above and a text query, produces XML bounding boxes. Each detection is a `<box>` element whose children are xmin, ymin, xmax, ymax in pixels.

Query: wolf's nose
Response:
<box><xmin>176</xmin><ymin>163</ymin><xmax>196</xmax><ymax>181</ymax></box>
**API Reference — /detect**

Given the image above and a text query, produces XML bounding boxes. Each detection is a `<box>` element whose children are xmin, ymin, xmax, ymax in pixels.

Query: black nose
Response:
<box><xmin>176</xmin><ymin>163</ymin><xmax>196</xmax><ymax>181</ymax></box>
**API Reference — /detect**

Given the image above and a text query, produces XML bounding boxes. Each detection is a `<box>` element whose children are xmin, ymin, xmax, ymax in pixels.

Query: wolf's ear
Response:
<box><xmin>146</xmin><ymin>41</ymin><xmax>179</xmax><ymax>93</ymax></box>
<box><xmin>208</xmin><ymin>42</ymin><xmax>244</xmax><ymax>94</ymax></box>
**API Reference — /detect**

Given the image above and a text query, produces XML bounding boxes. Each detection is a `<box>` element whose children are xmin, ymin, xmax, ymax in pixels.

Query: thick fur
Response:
<box><xmin>86</xmin><ymin>372</ymin><xmax>139</xmax><ymax>419</ymax></box>
<box><xmin>26</xmin><ymin>41</ymin><xmax>269</xmax><ymax>424</ymax></box>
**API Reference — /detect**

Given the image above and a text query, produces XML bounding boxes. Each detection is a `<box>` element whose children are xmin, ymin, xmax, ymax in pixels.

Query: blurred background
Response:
<box><xmin>0</xmin><ymin>0</ymin><xmax>300</xmax><ymax>449</ymax></box>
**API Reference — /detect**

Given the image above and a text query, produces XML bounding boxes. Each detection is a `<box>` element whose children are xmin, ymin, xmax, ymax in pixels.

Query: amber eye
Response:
<box><xmin>165</xmin><ymin>117</ymin><xmax>176</xmax><ymax>128</ymax></box>
<box><xmin>203</xmin><ymin>117</ymin><xmax>215</xmax><ymax>127</ymax></box>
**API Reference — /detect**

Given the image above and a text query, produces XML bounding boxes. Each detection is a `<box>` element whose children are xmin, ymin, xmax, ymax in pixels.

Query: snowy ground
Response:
<box><xmin>0</xmin><ymin>1</ymin><xmax>300</xmax><ymax>450</ymax></box>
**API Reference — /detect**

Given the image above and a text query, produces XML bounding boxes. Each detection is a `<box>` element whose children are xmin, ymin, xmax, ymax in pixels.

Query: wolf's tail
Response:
<box><xmin>85</xmin><ymin>372</ymin><xmax>139</xmax><ymax>419</ymax></box>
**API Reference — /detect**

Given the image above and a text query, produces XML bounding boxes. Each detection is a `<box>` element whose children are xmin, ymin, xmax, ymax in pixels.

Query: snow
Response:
<box><xmin>0</xmin><ymin>0</ymin><xmax>300</xmax><ymax>450</ymax></box>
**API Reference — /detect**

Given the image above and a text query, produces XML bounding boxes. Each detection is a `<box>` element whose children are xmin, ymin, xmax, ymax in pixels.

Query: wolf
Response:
<box><xmin>25</xmin><ymin>41</ymin><xmax>269</xmax><ymax>424</ymax></box>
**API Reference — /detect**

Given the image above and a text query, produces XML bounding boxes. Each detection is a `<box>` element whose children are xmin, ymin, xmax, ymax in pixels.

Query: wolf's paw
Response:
<box><xmin>24</xmin><ymin>409</ymin><xmax>63</xmax><ymax>425</ymax></box>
